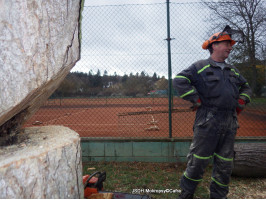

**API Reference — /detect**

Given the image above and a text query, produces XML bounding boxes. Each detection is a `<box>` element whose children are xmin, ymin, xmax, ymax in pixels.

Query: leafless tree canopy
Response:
<box><xmin>202</xmin><ymin>0</ymin><xmax>266</xmax><ymax>93</ymax></box>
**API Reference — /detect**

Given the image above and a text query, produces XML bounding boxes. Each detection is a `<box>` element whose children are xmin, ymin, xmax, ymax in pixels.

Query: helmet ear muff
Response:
<box><xmin>208</xmin><ymin>41</ymin><xmax>219</xmax><ymax>54</ymax></box>
<box><xmin>208</xmin><ymin>45</ymin><xmax>213</xmax><ymax>54</ymax></box>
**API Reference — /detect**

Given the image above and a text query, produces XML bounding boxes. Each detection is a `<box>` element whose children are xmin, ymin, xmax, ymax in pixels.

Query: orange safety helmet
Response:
<box><xmin>202</xmin><ymin>31</ymin><xmax>236</xmax><ymax>50</ymax></box>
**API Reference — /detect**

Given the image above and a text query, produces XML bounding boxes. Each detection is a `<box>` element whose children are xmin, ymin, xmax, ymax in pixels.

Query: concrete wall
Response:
<box><xmin>81</xmin><ymin>138</ymin><xmax>265</xmax><ymax>163</ymax></box>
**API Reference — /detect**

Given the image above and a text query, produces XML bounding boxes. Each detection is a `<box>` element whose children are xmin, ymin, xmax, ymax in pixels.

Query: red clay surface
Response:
<box><xmin>24</xmin><ymin>97</ymin><xmax>266</xmax><ymax>138</ymax></box>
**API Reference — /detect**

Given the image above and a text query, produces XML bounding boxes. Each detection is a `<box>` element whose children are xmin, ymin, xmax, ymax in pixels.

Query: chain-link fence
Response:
<box><xmin>24</xmin><ymin>1</ymin><xmax>266</xmax><ymax>139</ymax></box>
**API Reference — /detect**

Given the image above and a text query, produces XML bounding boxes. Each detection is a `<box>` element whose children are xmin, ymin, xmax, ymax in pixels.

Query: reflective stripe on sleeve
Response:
<box><xmin>175</xmin><ymin>75</ymin><xmax>191</xmax><ymax>83</ymax></box>
<box><xmin>230</xmin><ymin>69</ymin><xmax>240</xmax><ymax>76</ymax></box>
<box><xmin>180</xmin><ymin>89</ymin><xmax>194</xmax><ymax>98</ymax></box>
<box><xmin>240</xmin><ymin>93</ymin><xmax>251</xmax><ymax>102</ymax></box>
<box><xmin>197</xmin><ymin>64</ymin><xmax>210</xmax><ymax>74</ymax></box>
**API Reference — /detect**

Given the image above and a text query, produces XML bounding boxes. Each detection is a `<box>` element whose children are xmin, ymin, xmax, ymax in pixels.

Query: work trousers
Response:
<box><xmin>180</xmin><ymin>106</ymin><xmax>238</xmax><ymax>199</ymax></box>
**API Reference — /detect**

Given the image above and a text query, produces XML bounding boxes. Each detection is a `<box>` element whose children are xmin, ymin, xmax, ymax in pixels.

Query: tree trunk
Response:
<box><xmin>232</xmin><ymin>143</ymin><xmax>266</xmax><ymax>177</ymax></box>
<box><xmin>0</xmin><ymin>126</ymin><xmax>84</xmax><ymax>199</ymax></box>
<box><xmin>0</xmin><ymin>0</ymin><xmax>80</xmax><ymax>142</ymax></box>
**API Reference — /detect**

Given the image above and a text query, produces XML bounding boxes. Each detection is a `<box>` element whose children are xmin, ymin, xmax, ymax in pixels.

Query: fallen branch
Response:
<box><xmin>117</xmin><ymin>108</ymin><xmax>192</xmax><ymax>116</ymax></box>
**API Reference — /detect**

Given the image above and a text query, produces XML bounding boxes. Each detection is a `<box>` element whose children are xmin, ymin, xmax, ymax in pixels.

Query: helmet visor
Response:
<box><xmin>222</xmin><ymin>25</ymin><xmax>244</xmax><ymax>43</ymax></box>
<box><xmin>227</xmin><ymin>29</ymin><xmax>244</xmax><ymax>43</ymax></box>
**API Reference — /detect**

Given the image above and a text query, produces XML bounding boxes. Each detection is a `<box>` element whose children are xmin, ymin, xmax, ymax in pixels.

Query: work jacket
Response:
<box><xmin>173</xmin><ymin>57</ymin><xmax>252</xmax><ymax>110</ymax></box>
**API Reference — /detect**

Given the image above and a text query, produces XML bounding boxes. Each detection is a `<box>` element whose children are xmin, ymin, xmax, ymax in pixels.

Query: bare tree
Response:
<box><xmin>202</xmin><ymin>0</ymin><xmax>266</xmax><ymax>94</ymax></box>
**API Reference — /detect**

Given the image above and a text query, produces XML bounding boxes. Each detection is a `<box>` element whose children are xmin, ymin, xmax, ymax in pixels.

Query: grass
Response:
<box><xmin>248</xmin><ymin>97</ymin><xmax>266</xmax><ymax>109</ymax></box>
<box><xmin>83</xmin><ymin>162</ymin><xmax>266</xmax><ymax>199</ymax></box>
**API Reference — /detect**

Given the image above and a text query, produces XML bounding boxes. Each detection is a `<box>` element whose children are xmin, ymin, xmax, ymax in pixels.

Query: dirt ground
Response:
<box><xmin>24</xmin><ymin>97</ymin><xmax>265</xmax><ymax>138</ymax></box>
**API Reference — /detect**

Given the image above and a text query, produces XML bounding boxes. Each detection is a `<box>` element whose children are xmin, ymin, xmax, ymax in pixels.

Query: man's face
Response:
<box><xmin>212</xmin><ymin>41</ymin><xmax>233</xmax><ymax>61</ymax></box>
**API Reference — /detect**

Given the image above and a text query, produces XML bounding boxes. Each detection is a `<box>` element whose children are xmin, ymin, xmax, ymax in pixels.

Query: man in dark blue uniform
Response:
<box><xmin>173</xmin><ymin>28</ymin><xmax>252</xmax><ymax>199</ymax></box>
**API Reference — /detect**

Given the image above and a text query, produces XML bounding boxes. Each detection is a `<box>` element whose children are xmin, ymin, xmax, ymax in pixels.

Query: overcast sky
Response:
<box><xmin>73</xmin><ymin>0</ymin><xmax>210</xmax><ymax>78</ymax></box>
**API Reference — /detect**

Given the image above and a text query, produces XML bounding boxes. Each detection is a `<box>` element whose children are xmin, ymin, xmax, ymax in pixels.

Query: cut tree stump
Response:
<box><xmin>232</xmin><ymin>143</ymin><xmax>266</xmax><ymax>177</ymax></box>
<box><xmin>0</xmin><ymin>126</ymin><xmax>84</xmax><ymax>199</ymax></box>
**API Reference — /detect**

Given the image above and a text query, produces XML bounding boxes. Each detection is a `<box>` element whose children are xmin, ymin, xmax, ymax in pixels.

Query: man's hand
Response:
<box><xmin>191</xmin><ymin>98</ymin><xmax>201</xmax><ymax>111</ymax></box>
<box><xmin>236</xmin><ymin>99</ymin><xmax>245</xmax><ymax>115</ymax></box>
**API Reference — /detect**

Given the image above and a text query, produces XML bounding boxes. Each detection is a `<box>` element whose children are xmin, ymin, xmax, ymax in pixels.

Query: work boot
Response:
<box><xmin>179</xmin><ymin>190</ymin><xmax>194</xmax><ymax>199</ymax></box>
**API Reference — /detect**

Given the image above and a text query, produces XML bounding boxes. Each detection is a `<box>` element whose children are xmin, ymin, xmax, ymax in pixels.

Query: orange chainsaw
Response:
<box><xmin>83</xmin><ymin>171</ymin><xmax>106</xmax><ymax>198</ymax></box>
<box><xmin>83</xmin><ymin>171</ymin><xmax>150</xmax><ymax>199</ymax></box>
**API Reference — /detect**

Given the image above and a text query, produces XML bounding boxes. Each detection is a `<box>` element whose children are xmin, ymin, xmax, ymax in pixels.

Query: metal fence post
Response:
<box><xmin>166</xmin><ymin>0</ymin><xmax>173</xmax><ymax>138</ymax></box>
<box><xmin>23</xmin><ymin>2</ymin><xmax>265</xmax><ymax>140</ymax></box>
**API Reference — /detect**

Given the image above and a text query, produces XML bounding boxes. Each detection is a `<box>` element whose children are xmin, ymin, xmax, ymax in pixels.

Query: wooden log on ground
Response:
<box><xmin>232</xmin><ymin>143</ymin><xmax>266</xmax><ymax>177</ymax></box>
<box><xmin>0</xmin><ymin>126</ymin><xmax>84</xmax><ymax>198</ymax></box>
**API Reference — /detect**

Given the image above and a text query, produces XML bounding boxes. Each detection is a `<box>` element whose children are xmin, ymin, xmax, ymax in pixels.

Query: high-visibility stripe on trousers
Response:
<box><xmin>180</xmin><ymin>106</ymin><xmax>237</xmax><ymax>199</ymax></box>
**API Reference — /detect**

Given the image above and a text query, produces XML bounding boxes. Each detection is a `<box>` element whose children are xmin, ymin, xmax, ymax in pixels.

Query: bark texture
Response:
<box><xmin>0</xmin><ymin>126</ymin><xmax>84</xmax><ymax>199</ymax></box>
<box><xmin>0</xmin><ymin>0</ymin><xmax>81</xmax><ymax>141</ymax></box>
<box><xmin>232</xmin><ymin>143</ymin><xmax>266</xmax><ymax>177</ymax></box>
